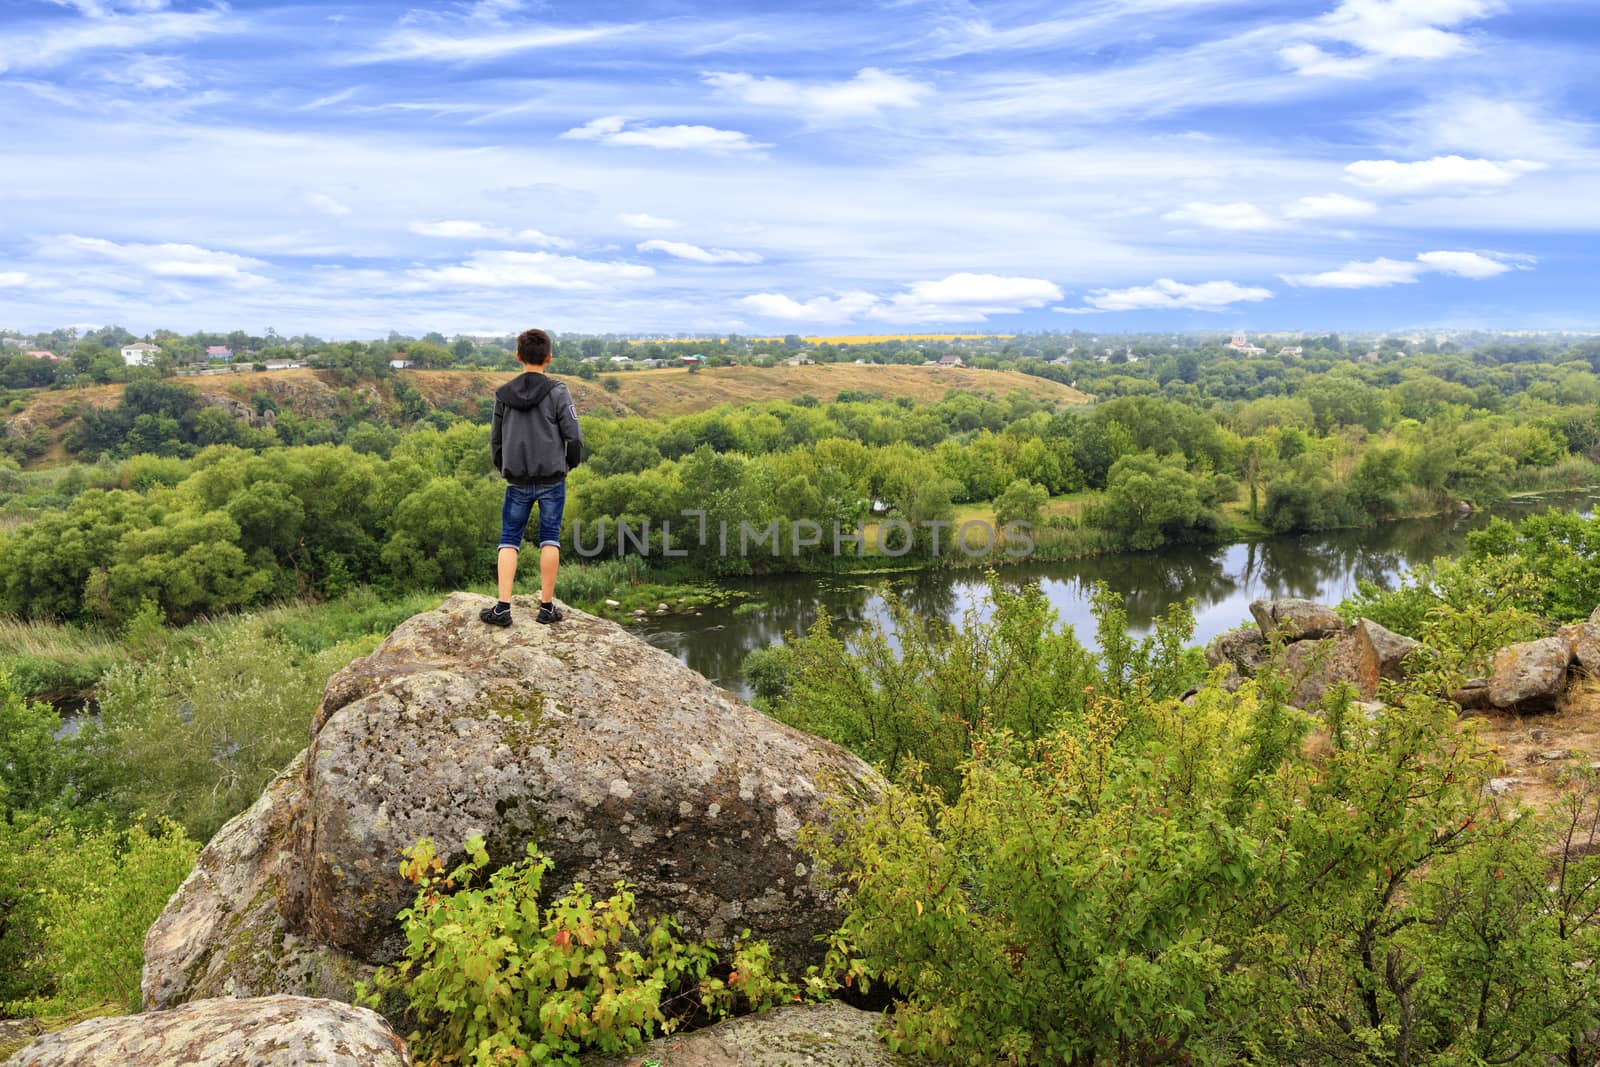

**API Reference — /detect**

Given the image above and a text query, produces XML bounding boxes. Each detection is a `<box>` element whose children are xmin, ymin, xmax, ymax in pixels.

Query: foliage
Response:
<box><xmin>359</xmin><ymin>836</ymin><xmax>796</xmax><ymax>1066</ymax></box>
<box><xmin>1465</xmin><ymin>509</ymin><xmax>1600</xmax><ymax>621</ymax></box>
<box><xmin>1</xmin><ymin>817</ymin><xmax>198</xmax><ymax>1015</ymax></box>
<box><xmin>766</xmin><ymin>579</ymin><xmax>1201</xmax><ymax>796</ymax></box>
<box><xmin>805</xmin><ymin>673</ymin><xmax>1600</xmax><ymax>1066</ymax></box>
<box><xmin>75</xmin><ymin>627</ymin><xmax>372</xmax><ymax>840</ymax></box>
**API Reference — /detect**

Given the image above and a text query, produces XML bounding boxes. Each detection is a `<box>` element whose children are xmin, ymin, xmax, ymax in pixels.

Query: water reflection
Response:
<box><xmin>638</xmin><ymin>494</ymin><xmax>1595</xmax><ymax>698</ymax></box>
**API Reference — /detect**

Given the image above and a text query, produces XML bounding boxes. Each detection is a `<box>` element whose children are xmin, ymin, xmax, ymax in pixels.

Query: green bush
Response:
<box><xmin>360</xmin><ymin>836</ymin><xmax>796</xmax><ymax>1065</ymax></box>
<box><xmin>2</xmin><ymin>817</ymin><xmax>198</xmax><ymax>1015</ymax></box>
<box><xmin>76</xmin><ymin>627</ymin><xmax>370</xmax><ymax>840</ymax></box>
<box><xmin>766</xmin><ymin>579</ymin><xmax>1201</xmax><ymax>797</ymax></box>
<box><xmin>805</xmin><ymin>678</ymin><xmax>1600</xmax><ymax>1066</ymax></box>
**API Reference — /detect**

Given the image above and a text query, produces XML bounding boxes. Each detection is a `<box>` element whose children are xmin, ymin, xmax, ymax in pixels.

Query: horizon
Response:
<box><xmin>1</xmin><ymin>0</ymin><xmax>1596</xmax><ymax>336</ymax></box>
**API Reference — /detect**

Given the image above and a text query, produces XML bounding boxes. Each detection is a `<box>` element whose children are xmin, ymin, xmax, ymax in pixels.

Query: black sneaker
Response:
<box><xmin>480</xmin><ymin>604</ymin><xmax>512</xmax><ymax>627</ymax></box>
<box><xmin>536</xmin><ymin>604</ymin><xmax>564</xmax><ymax>625</ymax></box>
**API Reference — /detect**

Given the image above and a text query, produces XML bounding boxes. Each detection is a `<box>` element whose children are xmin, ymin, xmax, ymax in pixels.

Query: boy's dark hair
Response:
<box><xmin>517</xmin><ymin>328</ymin><xmax>553</xmax><ymax>366</ymax></box>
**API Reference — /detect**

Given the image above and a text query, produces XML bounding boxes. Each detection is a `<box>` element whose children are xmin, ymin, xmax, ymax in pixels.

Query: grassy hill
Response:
<box><xmin>8</xmin><ymin>363</ymin><xmax>1090</xmax><ymax>462</ymax></box>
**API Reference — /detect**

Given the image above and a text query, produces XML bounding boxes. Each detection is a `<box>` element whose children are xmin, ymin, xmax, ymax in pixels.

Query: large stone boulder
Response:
<box><xmin>1558</xmin><ymin>622</ymin><xmax>1600</xmax><ymax>677</ymax></box>
<box><xmin>1</xmin><ymin>996</ymin><xmax>409</xmax><ymax>1067</ymax></box>
<box><xmin>1249</xmin><ymin>599</ymin><xmax>1346</xmax><ymax>643</ymax></box>
<box><xmin>1205</xmin><ymin>626</ymin><xmax>1268</xmax><ymax>681</ymax></box>
<box><xmin>1353</xmin><ymin>619</ymin><xmax>1422</xmax><ymax>682</ymax></box>
<box><xmin>1280</xmin><ymin>630</ymin><xmax>1379</xmax><ymax>707</ymax></box>
<box><xmin>1487</xmin><ymin>637</ymin><xmax>1573</xmax><ymax>713</ymax></box>
<box><xmin>581</xmin><ymin>1002</ymin><xmax>915</xmax><ymax>1067</ymax></box>
<box><xmin>145</xmin><ymin>594</ymin><xmax>884</xmax><ymax>1011</ymax></box>
<box><xmin>142</xmin><ymin>753</ymin><xmax>375</xmax><ymax>1009</ymax></box>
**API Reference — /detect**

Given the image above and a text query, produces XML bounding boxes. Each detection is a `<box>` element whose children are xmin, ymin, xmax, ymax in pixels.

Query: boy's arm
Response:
<box><xmin>490</xmin><ymin>400</ymin><xmax>504</xmax><ymax>472</ymax></box>
<box><xmin>556</xmin><ymin>384</ymin><xmax>583</xmax><ymax>468</ymax></box>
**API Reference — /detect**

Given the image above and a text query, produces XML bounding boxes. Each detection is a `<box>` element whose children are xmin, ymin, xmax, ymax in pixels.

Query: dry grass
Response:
<box><xmin>1468</xmin><ymin>675</ymin><xmax>1600</xmax><ymax>811</ymax></box>
<box><xmin>12</xmin><ymin>364</ymin><xmax>1087</xmax><ymax>458</ymax></box>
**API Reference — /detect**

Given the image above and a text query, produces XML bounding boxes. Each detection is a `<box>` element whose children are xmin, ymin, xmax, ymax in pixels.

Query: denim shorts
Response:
<box><xmin>499</xmin><ymin>481</ymin><xmax>565</xmax><ymax>550</ymax></box>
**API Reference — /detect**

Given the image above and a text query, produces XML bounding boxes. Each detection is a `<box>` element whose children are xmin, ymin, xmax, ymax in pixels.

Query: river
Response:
<box><xmin>637</xmin><ymin>492</ymin><xmax>1597</xmax><ymax>698</ymax></box>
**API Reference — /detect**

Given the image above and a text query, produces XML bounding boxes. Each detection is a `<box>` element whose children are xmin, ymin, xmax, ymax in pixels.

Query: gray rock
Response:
<box><xmin>1590</xmin><ymin>604</ymin><xmax>1600</xmax><ymax>626</ymax></box>
<box><xmin>1280</xmin><ymin>630</ymin><xmax>1378</xmax><ymax>707</ymax></box>
<box><xmin>1</xmin><ymin>995</ymin><xmax>409</xmax><ymax>1067</ymax></box>
<box><xmin>141</xmin><ymin>751</ymin><xmax>375</xmax><ymax>1010</ymax></box>
<box><xmin>1558</xmin><ymin>622</ymin><xmax>1600</xmax><ymax>676</ymax></box>
<box><xmin>1249</xmin><ymin>599</ymin><xmax>1346</xmax><ymax>642</ymax></box>
<box><xmin>1204</xmin><ymin>627</ymin><xmax>1268</xmax><ymax>678</ymax></box>
<box><xmin>1450</xmin><ymin>678</ymin><xmax>1493</xmax><ymax>712</ymax></box>
<box><xmin>581</xmin><ymin>1002</ymin><xmax>917</xmax><ymax>1067</ymax></box>
<box><xmin>1353</xmin><ymin>619</ymin><xmax>1422</xmax><ymax>682</ymax></box>
<box><xmin>146</xmin><ymin>594</ymin><xmax>883</xmax><ymax>1011</ymax></box>
<box><xmin>1487</xmin><ymin>637</ymin><xmax>1573</xmax><ymax>712</ymax></box>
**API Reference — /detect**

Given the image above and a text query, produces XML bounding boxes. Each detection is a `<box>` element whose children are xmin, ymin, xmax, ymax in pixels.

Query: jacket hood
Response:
<box><xmin>496</xmin><ymin>372</ymin><xmax>557</xmax><ymax>411</ymax></box>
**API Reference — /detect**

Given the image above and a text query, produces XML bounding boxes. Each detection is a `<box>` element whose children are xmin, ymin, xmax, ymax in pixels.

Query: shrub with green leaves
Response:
<box><xmin>766</xmin><ymin>578</ymin><xmax>1201</xmax><ymax>797</ymax></box>
<box><xmin>2</xmin><ymin>817</ymin><xmax>198</xmax><ymax>1015</ymax></box>
<box><xmin>360</xmin><ymin>836</ymin><xmax>797</xmax><ymax>1066</ymax></box>
<box><xmin>803</xmin><ymin>670</ymin><xmax>1600</xmax><ymax>1066</ymax></box>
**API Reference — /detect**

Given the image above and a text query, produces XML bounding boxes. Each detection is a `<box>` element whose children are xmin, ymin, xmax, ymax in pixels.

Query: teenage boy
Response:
<box><xmin>481</xmin><ymin>328</ymin><xmax>582</xmax><ymax>626</ymax></box>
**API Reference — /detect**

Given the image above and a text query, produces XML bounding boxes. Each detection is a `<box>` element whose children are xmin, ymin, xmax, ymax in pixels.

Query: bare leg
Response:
<box><xmin>497</xmin><ymin>546</ymin><xmax>519</xmax><ymax>602</ymax></box>
<box><xmin>540</xmin><ymin>545</ymin><xmax>559</xmax><ymax>603</ymax></box>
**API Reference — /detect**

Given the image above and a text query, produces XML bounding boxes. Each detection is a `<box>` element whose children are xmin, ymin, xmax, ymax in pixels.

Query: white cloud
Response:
<box><xmin>561</xmin><ymin>116</ymin><xmax>765</xmax><ymax>155</ymax></box>
<box><xmin>0</xmin><ymin>272</ymin><xmax>31</xmax><ymax>288</ymax></box>
<box><xmin>1281</xmin><ymin>0</ymin><xmax>1500</xmax><ymax>77</ymax></box>
<box><xmin>618</xmin><ymin>212</ymin><xmax>681</xmax><ymax>231</ymax></box>
<box><xmin>411</xmin><ymin>250</ymin><xmax>653</xmax><ymax>290</ymax></box>
<box><xmin>47</xmin><ymin>0</ymin><xmax>172</xmax><ymax>16</ymax></box>
<box><xmin>741</xmin><ymin>273</ymin><xmax>1061</xmax><ymax>325</ymax></box>
<box><xmin>408</xmin><ymin>221</ymin><xmax>572</xmax><ymax>248</ymax></box>
<box><xmin>1344</xmin><ymin>154</ymin><xmax>1546</xmax><ymax>194</ymax></box>
<box><xmin>636</xmin><ymin>240</ymin><xmax>761</xmax><ymax>265</ymax></box>
<box><xmin>357</xmin><ymin>24</ymin><xmax>626</xmax><ymax>64</ymax></box>
<box><xmin>1284</xmin><ymin>249</ymin><xmax>1526</xmax><ymax>287</ymax></box>
<box><xmin>46</xmin><ymin>234</ymin><xmax>267</xmax><ymax>285</ymax></box>
<box><xmin>0</xmin><ymin>9</ymin><xmax>228</xmax><ymax>73</ymax></box>
<box><xmin>305</xmin><ymin>192</ymin><xmax>351</xmax><ymax>217</ymax></box>
<box><xmin>703</xmin><ymin>67</ymin><xmax>931</xmax><ymax>119</ymax></box>
<box><xmin>1062</xmin><ymin>278</ymin><xmax>1274</xmax><ymax>313</ymax></box>
<box><xmin>1163</xmin><ymin>201</ymin><xmax>1281</xmax><ymax>231</ymax></box>
<box><xmin>100</xmin><ymin>53</ymin><xmax>186</xmax><ymax>91</ymax></box>
<box><xmin>1283</xmin><ymin>193</ymin><xmax>1378</xmax><ymax>219</ymax></box>
<box><xmin>1282</xmin><ymin>257</ymin><xmax>1422</xmax><ymax>288</ymax></box>
<box><xmin>1387</xmin><ymin>96</ymin><xmax>1597</xmax><ymax>164</ymax></box>
<box><xmin>739</xmin><ymin>291</ymin><xmax>879</xmax><ymax>324</ymax></box>
<box><xmin>1414</xmin><ymin>249</ymin><xmax>1514</xmax><ymax>278</ymax></box>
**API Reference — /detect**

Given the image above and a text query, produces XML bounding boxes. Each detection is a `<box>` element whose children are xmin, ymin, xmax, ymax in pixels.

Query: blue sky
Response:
<box><xmin>0</xmin><ymin>0</ymin><xmax>1595</xmax><ymax>337</ymax></box>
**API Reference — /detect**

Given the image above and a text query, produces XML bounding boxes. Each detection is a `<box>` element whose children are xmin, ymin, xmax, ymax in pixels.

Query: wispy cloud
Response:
<box><xmin>411</xmin><ymin>250</ymin><xmax>654</xmax><ymax>290</ymax></box>
<box><xmin>0</xmin><ymin>272</ymin><xmax>32</xmax><ymax>288</ymax></box>
<box><xmin>1059</xmin><ymin>279</ymin><xmax>1274</xmax><ymax>313</ymax></box>
<box><xmin>703</xmin><ymin>67</ymin><xmax>931</xmax><ymax>120</ymax></box>
<box><xmin>1280</xmin><ymin>0</ymin><xmax>1501</xmax><ymax>78</ymax></box>
<box><xmin>1282</xmin><ymin>193</ymin><xmax>1378</xmax><ymax>220</ymax></box>
<box><xmin>0</xmin><ymin>8</ymin><xmax>231</xmax><ymax>73</ymax></box>
<box><xmin>356</xmin><ymin>23</ymin><xmax>629</xmax><ymax>64</ymax></box>
<box><xmin>305</xmin><ymin>192</ymin><xmax>352</xmax><ymax>218</ymax></box>
<box><xmin>43</xmin><ymin>234</ymin><xmax>268</xmax><ymax>286</ymax></box>
<box><xmin>1283</xmin><ymin>249</ymin><xmax>1527</xmax><ymax>287</ymax></box>
<box><xmin>1164</xmin><ymin>202</ymin><xmax>1283</xmax><ymax>232</ymax></box>
<box><xmin>637</xmin><ymin>240</ymin><xmax>761</xmax><ymax>265</ymax></box>
<box><xmin>618</xmin><ymin>213</ymin><xmax>681</xmax><ymax>231</ymax></box>
<box><xmin>1344</xmin><ymin>154</ymin><xmax>1546</xmax><ymax>194</ymax></box>
<box><xmin>409</xmin><ymin>220</ymin><xmax>573</xmax><ymax>248</ymax></box>
<box><xmin>742</xmin><ymin>273</ymin><xmax>1062</xmax><ymax>325</ymax></box>
<box><xmin>561</xmin><ymin>116</ymin><xmax>766</xmax><ymax>155</ymax></box>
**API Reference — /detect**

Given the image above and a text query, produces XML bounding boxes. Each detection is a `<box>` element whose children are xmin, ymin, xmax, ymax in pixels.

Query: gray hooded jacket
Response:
<box><xmin>490</xmin><ymin>373</ymin><xmax>583</xmax><ymax>485</ymax></box>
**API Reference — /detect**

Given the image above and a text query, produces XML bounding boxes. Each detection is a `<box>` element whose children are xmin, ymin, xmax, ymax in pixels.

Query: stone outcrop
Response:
<box><xmin>1354</xmin><ymin>619</ymin><xmax>1422</xmax><ymax>682</ymax></box>
<box><xmin>0</xmin><ymin>996</ymin><xmax>409</xmax><ymax>1067</ymax></box>
<box><xmin>1280</xmin><ymin>629</ymin><xmax>1378</xmax><ymax>707</ymax></box>
<box><xmin>1205</xmin><ymin>627</ymin><xmax>1268</xmax><ymax>686</ymax></box>
<box><xmin>1249</xmin><ymin>598</ymin><xmax>1345</xmax><ymax>643</ymax></box>
<box><xmin>1487</xmin><ymin>637</ymin><xmax>1573</xmax><ymax>713</ymax></box>
<box><xmin>145</xmin><ymin>594</ymin><xmax>884</xmax><ymax>1011</ymax></box>
<box><xmin>1558</xmin><ymin>622</ymin><xmax>1600</xmax><ymax>676</ymax></box>
<box><xmin>581</xmin><ymin>1002</ymin><xmax>915</xmax><ymax>1067</ymax></box>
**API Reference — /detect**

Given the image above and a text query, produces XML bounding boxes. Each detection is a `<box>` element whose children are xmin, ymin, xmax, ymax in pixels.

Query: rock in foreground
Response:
<box><xmin>582</xmin><ymin>1002</ymin><xmax>917</xmax><ymax>1067</ymax></box>
<box><xmin>146</xmin><ymin>594</ymin><xmax>884</xmax><ymax>1010</ymax></box>
<box><xmin>1488</xmin><ymin>637</ymin><xmax>1572</xmax><ymax>713</ymax></box>
<box><xmin>1</xmin><ymin>996</ymin><xmax>409</xmax><ymax>1067</ymax></box>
